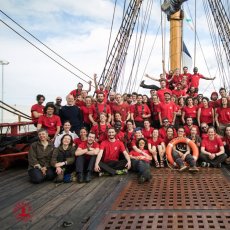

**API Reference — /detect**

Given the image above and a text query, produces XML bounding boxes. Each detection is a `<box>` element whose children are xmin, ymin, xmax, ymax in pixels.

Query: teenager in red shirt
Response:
<box><xmin>129</xmin><ymin>138</ymin><xmax>152</xmax><ymax>183</ymax></box>
<box><xmin>31</xmin><ymin>94</ymin><xmax>45</xmax><ymax>125</ymax></box>
<box><xmin>142</xmin><ymin>119</ymin><xmax>154</xmax><ymax>140</ymax></box>
<box><xmin>215</xmin><ymin>97</ymin><xmax>230</xmax><ymax>135</ymax></box>
<box><xmin>148</xmin><ymin>129</ymin><xmax>165</xmax><ymax>168</ymax></box>
<box><xmin>197</xmin><ymin>97</ymin><xmax>214</xmax><ymax>127</ymax></box>
<box><xmin>94</xmin><ymin>128</ymin><xmax>131</xmax><ymax>176</ymax></box>
<box><xmin>200</xmin><ymin>127</ymin><xmax>227</xmax><ymax>167</ymax></box>
<box><xmin>75</xmin><ymin>132</ymin><xmax>99</xmax><ymax>183</ymax></box>
<box><xmin>37</xmin><ymin>104</ymin><xmax>61</xmax><ymax>139</ymax></box>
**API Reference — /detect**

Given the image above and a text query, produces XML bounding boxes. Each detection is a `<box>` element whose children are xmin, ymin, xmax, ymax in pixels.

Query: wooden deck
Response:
<box><xmin>0</xmin><ymin>165</ymin><xmax>230</xmax><ymax>230</ymax></box>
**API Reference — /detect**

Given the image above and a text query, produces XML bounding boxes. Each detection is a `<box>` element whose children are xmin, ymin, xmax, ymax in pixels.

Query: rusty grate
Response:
<box><xmin>98</xmin><ymin>212</ymin><xmax>230</xmax><ymax>230</ymax></box>
<box><xmin>112</xmin><ymin>168</ymin><xmax>230</xmax><ymax>210</ymax></box>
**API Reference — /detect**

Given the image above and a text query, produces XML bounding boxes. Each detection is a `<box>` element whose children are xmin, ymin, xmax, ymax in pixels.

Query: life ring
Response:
<box><xmin>166</xmin><ymin>138</ymin><xmax>199</xmax><ymax>166</ymax></box>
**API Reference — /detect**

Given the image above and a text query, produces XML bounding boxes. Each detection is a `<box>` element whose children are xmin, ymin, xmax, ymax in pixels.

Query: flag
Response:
<box><xmin>182</xmin><ymin>41</ymin><xmax>192</xmax><ymax>71</ymax></box>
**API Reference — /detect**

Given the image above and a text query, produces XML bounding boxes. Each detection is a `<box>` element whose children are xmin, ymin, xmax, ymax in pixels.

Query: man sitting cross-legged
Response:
<box><xmin>94</xmin><ymin>127</ymin><xmax>131</xmax><ymax>176</ymax></box>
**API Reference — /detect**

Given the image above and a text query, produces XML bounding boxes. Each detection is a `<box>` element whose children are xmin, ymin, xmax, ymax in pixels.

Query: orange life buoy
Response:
<box><xmin>166</xmin><ymin>137</ymin><xmax>199</xmax><ymax>166</ymax></box>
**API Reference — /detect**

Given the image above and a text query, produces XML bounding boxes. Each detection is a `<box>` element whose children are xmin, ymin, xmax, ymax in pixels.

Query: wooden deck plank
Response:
<box><xmin>33</xmin><ymin>176</ymin><xmax>124</xmax><ymax>230</ymax></box>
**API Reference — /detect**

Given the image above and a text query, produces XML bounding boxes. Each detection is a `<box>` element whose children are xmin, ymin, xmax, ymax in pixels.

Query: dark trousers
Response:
<box><xmin>99</xmin><ymin>159</ymin><xmax>127</xmax><ymax>175</ymax></box>
<box><xmin>76</xmin><ymin>155</ymin><xmax>96</xmax><ymax>173</ymax></box>
<box><xmin>199</xmin><ymin>153</ymin><xmax>227</xmax><ymax>167</ymax></box>
<box><xmin>152</xmin><ymin>119</ymin><xmax>160</xmax><ymax>129</ymax></box>
<box><xmin>172</xmin><ymin>150</ymin><xmax>195</xmax><ymax>167</ymax></box>
<box><xmin>131</xmin><ymin>159</ymin><xmax>150</xmax><ymax>176</ymax></box>
<box><xmin>63</xmin><ymin>164</ymin><xmax>75</xmax><ymax>174</ymax></box>
<box><xmin>28</xmin><ymin>167</ymin><xmax>56</xmax><ymax>184</ymax></box>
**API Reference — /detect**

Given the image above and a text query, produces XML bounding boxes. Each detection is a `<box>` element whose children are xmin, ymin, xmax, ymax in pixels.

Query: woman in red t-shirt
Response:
<box><xmin>200</xmin><ymin>127</ymin><xmax>227</xmax><ymax>167</ymax></box>
<box><xmin>182</xmin><ymin>97</ymin><xmax>198</xmax><ymax>125</ymax></box>
<box><xmin>129</xmin><ymin>138</ymin><xmax>152</xmax><ymax>183</ymax></box>
<box><xmin>148</xmin><ymin>129</ymin><xmax>165</xmax><ymax>168</ymax></box>
<box><xmin>80</xmin><ymin>96</ymin><xmax>93</xmax><ymax>131</ymax></box>
<box><xmin>197</xmin><ymin>97</ymin><xmax>214</xmax><ymax>127</ymax></box>
<box><xmin>223</xmin><ymin>125</ymin><xmax>230</xmax><ymax>164</ymax></box>
<box><xmin>74</xmin><ymin>127</ymin><xmax>88</xmax><ymax>146</ymax></box>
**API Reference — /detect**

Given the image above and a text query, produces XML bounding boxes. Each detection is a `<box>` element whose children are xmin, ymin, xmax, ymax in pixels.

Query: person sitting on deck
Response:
<box><xmin>31</xmin><ymin>94</ymin><xmax>45</xmax><ymax>126</ymax></box>
<box><xmin>222</xmin><ymin>125</ymin><xmax>230</xmax><ymax>164</ymax></box>
<box><xmin>129</xmin><ymin>138</ymin><xmax>152</xmax><ymax>183</ymax></box>
<box><xmin>28</xmin><ymin>129</ymin><xmax>55</xmax><ymax>184</ymax></box>
<box><xmin>51</xmin><ymin>134</ymin><xmax>76</xmax><ymax>183</ymax></box>
<box><xmin>171</xmin><ymin>127</ymin><xmax>199</xmax><ymax>173</ymax></box>
<box><xmin>75</xmin><ymin>132</ymin><xmax>99</xmax><ymax>183</ymax></box>
<box><xmin>94</xmin><ymin>127</ymin><xmax>131</xmax><ymax>176</ymax></box>
<box><xmin>37</xmin><ymin>103</ymin><xmax>61</xmax><ymax>140</ymax></box>
<box><xmin>200</xmin><ymin>127</ymin><xmax>227</xmax><ymax>168</ymax></box>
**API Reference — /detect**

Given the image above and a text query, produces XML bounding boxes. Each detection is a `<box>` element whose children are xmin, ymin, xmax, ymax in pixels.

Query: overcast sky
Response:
<box><xmin>0</xmin><ymin>0</ymin><xmax>227</xmax><ymax>110</ymax></box>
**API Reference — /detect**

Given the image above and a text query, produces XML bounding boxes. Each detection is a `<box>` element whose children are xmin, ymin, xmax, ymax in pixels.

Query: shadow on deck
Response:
<box><xmin>0</xmin><ymin>166</ymin><xmax>230</xmax><ymax>229</ymax></box>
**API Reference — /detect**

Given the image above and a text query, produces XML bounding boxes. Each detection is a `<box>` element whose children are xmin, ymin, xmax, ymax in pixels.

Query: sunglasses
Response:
<box><xmin>201</xmin><ymin>126</ymin><xmax>207</xmax><ymax>129</ymax></box>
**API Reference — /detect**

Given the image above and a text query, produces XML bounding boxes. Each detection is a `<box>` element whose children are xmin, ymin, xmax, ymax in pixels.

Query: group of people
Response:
<box><xmin>29</xmin><ymin>67</ymin><xmax>230</xmax><ymax>184</ymax></box>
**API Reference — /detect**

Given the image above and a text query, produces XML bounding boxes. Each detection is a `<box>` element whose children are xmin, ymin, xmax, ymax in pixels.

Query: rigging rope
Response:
<box><xmin>0</xmin><ymin>10</ymin><xmax>92</xmax><ymax>80</ymax></box>
<box><xmin>0</xmin><ymin>19</ymin><xmax>94</xmax><ymax>85</ymax></box>
<box><xmin>194</xmin><ymin>0</ymin><xmax>197</xmax><ymax>67</ymax></box>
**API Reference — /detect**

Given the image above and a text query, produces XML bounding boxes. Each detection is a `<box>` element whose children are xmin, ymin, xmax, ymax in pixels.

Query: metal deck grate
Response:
<box><xmin>112</xmin><ymin>168</ymin><xmax>230</xmax><ymax>210</ymax></box>
<box><xmin>98</xmin><ymin>212</ymin><xmax>230</xmax><ymax>230</ymax></box>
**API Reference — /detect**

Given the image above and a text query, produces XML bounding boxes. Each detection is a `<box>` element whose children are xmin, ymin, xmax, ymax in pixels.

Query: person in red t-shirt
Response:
<box><xmin>189</xmin><ymin>67</ymin><xmax>215</xmax><ymax>92</ymax></box>
<box><xmin>172</xmin><ymin>83</ymin><xmax>186</xmax><ymax>98</ymax></box>
<box><xmin>75</xmin><ymin>132</ymin><xmax>99</xmax><ymax>183</ymax></box>
<box><xmin>149</xmin><ymin>94</ymin><xmax>161</xmax><ymax>128</ymax></box>
<box><xmin>163</xmin><ymin>126</ymin><xmax>176</xmax><ymax>146</ymax></box>
<box><xmin>197</xmin><ymin>97</ymin><xmax>214</xmax><ymax>127</ymax></box>
<box><xmin>159</xmin><ymin>118</ymin><xmax>177</xmax><ymax>139</ymax></box>
<box><xmin>31</xmin><ymin>94</ymin><xmax>45</xmax><ymax>125</ymax></box>
<box><xmin>148</xmin><ymin>129</ymin><xmax>165</xmax><ymax>168</ymax></box>
<box><xmin>89</xmin><ymin>92</ymin><xmax>112</xmax><ymax>125</ymax></box>
<box><xmin>80</xmin><ymin>96</ymin><xmax>93</xmax><ymax>131</ymax></box>
<box><xmin>129</xmin><ymin>138</ymin><xmax>152</xmax><ymax>183</ymax></box>
<box><xmin>112</xmin><ymin>93</ymin><xmax>130</xmax><ymax>123</ymax></box>
<box><xmin>90</xmin><ymin>113</ymin><xmax>111</xmax><ymax>143</ymax></box>
<box><xmin>94</xmin><ymin>128</ymin><xmax>131</xmax><ymax>176</ymax></box>
<box><xmin>182</xmin><ymin>97</ymin><xmax>198</xmax><ymax>125</ymax></box>
<box><xmin>209</xmin><ymin>91</ymin><xmax>219</xmax><ymax>108</ymax></box>
<box><xmin>184</xmin><ymin>117</ymin><xmax>200</xmax><ymax>137</ymax></box>
<box><xmin>157</xmin><ymin>80</ymin><xmax>172</xmax><ymax>102</ymax></box>
<box><xmin>142</xmin><ymin>119</ymin><xmax>154</xmax><ymax>140</ymax></box>
<box><xmin>200</xmin><ymin>127</ymin><xmax>227</xmax><ymax>167</ymax></box>
<box><xmin>75</xmin><ymin>94</ymin><xmax>85</xmax><ymax>108</ymax></box>
<box><xmin>215</xmin><ymin>88</ymin><xmax>229</xmax><ymax>108</ymax></box>
<box><xmin>37</xmin><ymin>104</ymin><xmax>61</xmax><ymax>140</ymax></box>
<box><xmin>180</xmin><ymin>66</ymin><xmax>192</xmax><ymax>85</ymax></box>
<box><xmin>124</xmin><ymin>120</ymin><xmax>135</xmax><ymax>151</ymax></box>
<box><xmin>215</xmin><ymin>97</ymin><xmax>230</xmax><ymax>135</ymax></box>
<box><xmin>74</xmin><ymin>127</ymin><xmax>88</xmax><ymax>146</ymax></box>
<box><xmin>159</xmin><ymin>92</ymin><xmax>177</xmax><ymax>126</ymax></box>
<box><xmin>114</xmin><ymin>121</ymin><xmax>125</xmax><ymax>142</ymax></box>
<box><xmin>69</xmin><ymin>81</ymin><xmax>92</xmax><ymax>99</ymax></box>
<box><xmin>130</xmin><ymin>94</ymin><xmax>151</xmax><ymax>128</ymax></box>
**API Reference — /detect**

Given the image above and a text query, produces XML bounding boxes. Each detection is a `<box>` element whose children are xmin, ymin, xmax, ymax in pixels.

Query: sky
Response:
<box><xmin>0</xmin><ymin>0</ymin><xmax>228</xmax><ymax>113</ymax></box>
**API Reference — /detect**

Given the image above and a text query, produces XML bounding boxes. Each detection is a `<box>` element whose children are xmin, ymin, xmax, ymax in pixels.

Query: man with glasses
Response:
<box><xmin>200</xmin><ymin>122</ymin><xmax>209</xmax><ymax>139</ymax></box>
<box><xmin>159</xmin><ymin>118</ymin><xmax>177</xmax><ymax>139</ymax></box>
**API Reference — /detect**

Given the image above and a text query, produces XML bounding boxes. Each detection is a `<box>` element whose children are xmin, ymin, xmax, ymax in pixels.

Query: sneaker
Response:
<box><xmin>201</xmin><ymin>162</ymin><xmax>207</xmax><ymax>167</ymax></box>
<box><xmin>138</xmin><ymin>175</ymin><xmax>146</xmax><ymax>184</ymax></box>
<box><xmin>116</xmin><ymin>169</ymin><xmax>128</xmax><ymax>175</ymax></box>
<box><xmin>189</xmin><ymin>166</ymin><xmax>199</xmax><ymax>173</ymax></box>
<box><xmin>140</xmin><ymin>80</ymin><xmax>145</xmax><ymax>87</ymax></box>
<box><xmin>179</xmin><ymin>165</ymin><xmax>188</xmax><ymax>172</ymax></box>
<box><xmin>71</xmin><ymin>172</ymin><xmax>77</xmax><ymax>182</ymax></box>
<box><xmin>64</xmin><ymin>173</ymin><xmax>72</xmax><ymax>183</ymax></box>
<box><xmin>98</xmin><ymin>172</ymin><xmax>110</xmax><ymax>177</ymax></box>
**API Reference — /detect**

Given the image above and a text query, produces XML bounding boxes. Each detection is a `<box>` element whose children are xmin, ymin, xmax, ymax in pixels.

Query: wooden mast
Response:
<box><xmin>170</xmin><ymin>10</ymin><xmax>183</xmax><ymax>71</ymax></box>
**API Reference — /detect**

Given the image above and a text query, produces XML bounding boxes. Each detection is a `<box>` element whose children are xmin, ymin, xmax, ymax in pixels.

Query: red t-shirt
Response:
<box><xmin>184</xmin><ymin>125</ymin><xmax>200</xmax><ymax>136</ymax></box>
<box><xmin>142</xmin><ymin>127</ymin><xmax>154</xmax><ymax>140</ymax></box>
<box><xmin>172</xmin><ymin>74</ymin><xmax>182</xmax><ymax>85</ymax></box>
<box><xmin>129</xmin><ymin>149</ymin><xmax>152</xmax><ymax>163</ymax></box>
<box><xmin>183</xmin><ymin>106</ymin><xmax>198</xmax><ymax>119</ymax></box>
<box><xmin>75</xmin><ymin>100</ymin><xmax>85</xmax><ymax>108</ymax></box>
<box><xmin>89</xmin><ymin>103</ymin><xmax>111</xmax><ymax>122</ymax></box>
<box><xmin>95</xmin><ymin>89</ymin><xmax>109</xmax><ymax>103</ymax></box>
<box><xmin>216</xmin><ymin>107</ymin><xmax>230</xmax><ymax>124</ymax></box>
<box><xmin>70</xmin><ymin>89</ymin><xmax>82</xmax><ymax>98</ymax></box>
<box><xmin>150</xmin><ymin>103</ymin><xmax>161</xmax><ymax>120</ymax></box>
<box><xmin>37</xmin><ymin>115</ymin><xmax>61</xmax><ymax>135</ymax></box>
<box><xmin>157</xmin><ymin>88</ymin><xmax>172</xmax><ymax>102</ymax></box>
<box><xmin>222</xmin><ymin>136</ymin><xmax>230</xmax><ymax>151</ymax></box>
<box><xmin>115</xmin><ymin>131</ymin><xmax>125</xmax><ymax>141</ymax></box>
<box><xmin>201</xmin><ymin>136</ymin><xmax>224</xmax><ymax>154</ymax></box>
<box><xmin>190</xmin><ymin>73</ymin><xmax>204</xmax><ymax>88</ymax></box>
<box><xmin>74</xmin><ymin>138</ymin><xmax>87</xmax><ymax>146</ymax></box>
<box><xmin>78</xmin><ymin>142</ymin><xmax>99</xmax><ymax>153</ymax></box>
<box><xmin>172</xmin><ymin>89</ymin><xmax>186</xmax><ymax>98</ymax></box>
<box><xmin>91</xmin><ymin>123</ymin><xmax>111</xmax><ymax>143</ymax></box>
<box><xmin>112</xmin><ymin>102</ymin><xmax>130</xmax><ymax>121</ymax></box>
<box><xmin>31</xmin><ymin>104</ymin><xmax>44</xmax><ymax>123</ymax></box>
<box><xmin>159</xmin><ymin>102</ymin><xmax>177</xmax><ymax>123</ymax></box>
<box><xmin>148</xmin><ymin>138</ymin><xmax>164</xmax><ymax>147</ymax></box>
<box><xmin>199</xmin><ymin>107</ymin><xmax>213</xmax><ymax>124</ymax></box>
<box><xmin>159</xmin><ymin>127</ymin><xmax>177</xmax><ymax>139</ymax></box>
<box><xmin>100</xmin><ymin>139</ymin><xmax>126</xmax><ymax>162</ymax></box>
<box><xmin>80</xmin><ymin>105</ymin><xmax>92</xmax><ymax>124</ymax></box>
<box><xmin>130</xmin><ymin>104</ymin><xmax>151</xmax><ymax>122</ymax></box>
